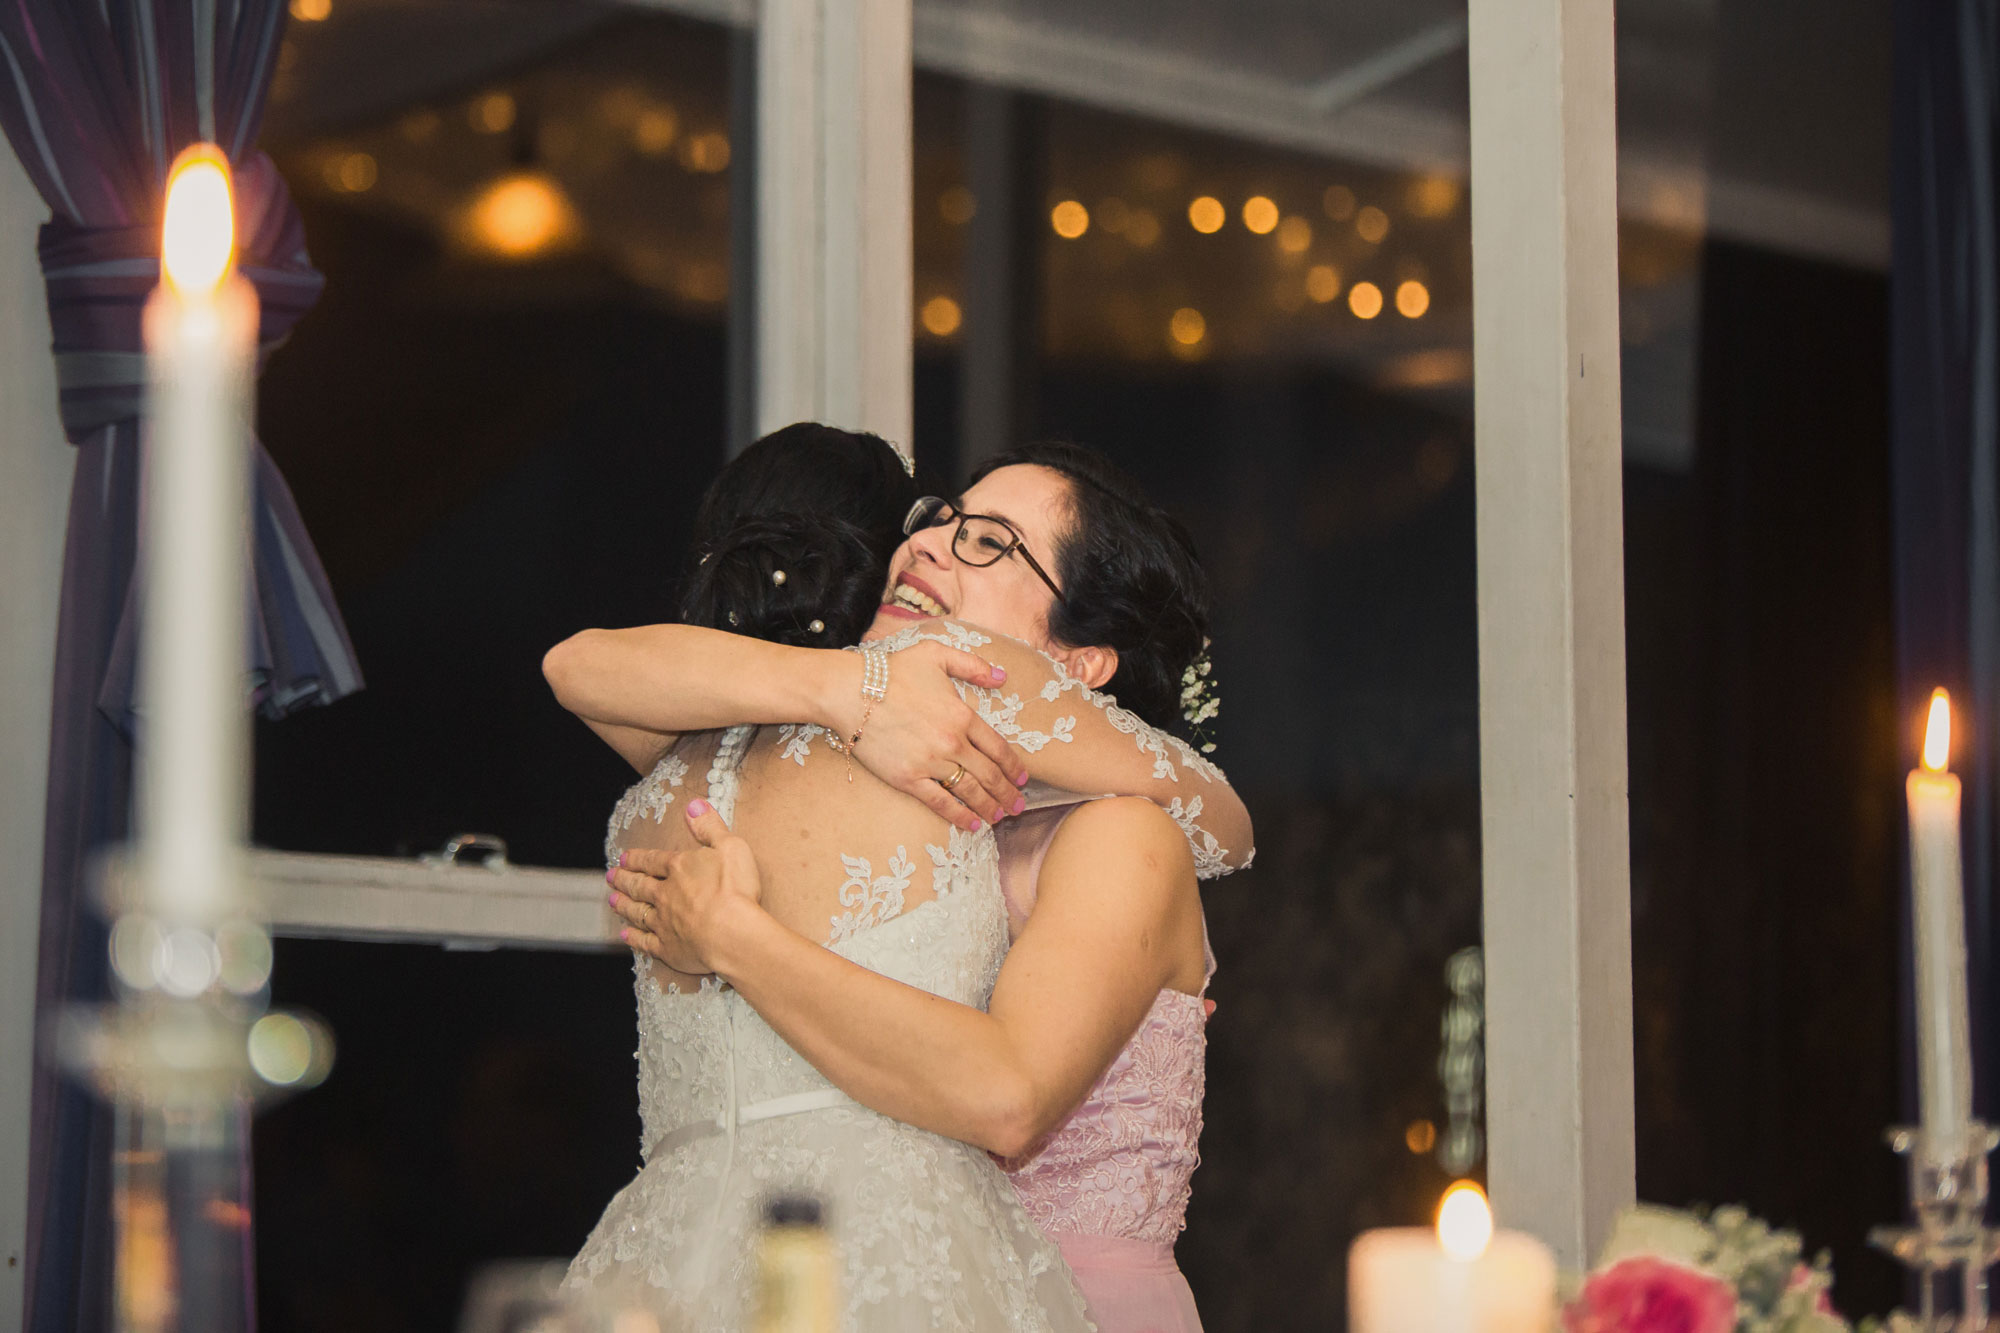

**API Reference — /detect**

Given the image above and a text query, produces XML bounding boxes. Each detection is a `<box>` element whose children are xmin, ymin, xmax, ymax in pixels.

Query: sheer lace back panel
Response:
<box><xmin>610</xmin><ymin>717</ymin><xmax>968</xmax><ymax>996</ymax></box>
<box><xmin>604</xmin><ymin>719</ymin><xmax>1004</xmax><ymax>1121</ymax></box>
<box><xmin>996</xmin><ymin>803</ymin><xmax>1214</xmax><ymax>1250</ymax></box>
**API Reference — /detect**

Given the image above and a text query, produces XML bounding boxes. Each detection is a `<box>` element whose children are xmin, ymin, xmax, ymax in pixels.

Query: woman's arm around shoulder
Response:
<box><xmin>891</xmin><ymin>619</ymin><xmax>1255</xmax><ymax>876</ymax></box>
<box><xmin>612</xmin><ymin>795</ymin><xmax>1198</xmax><ymax>1157</ymax></box>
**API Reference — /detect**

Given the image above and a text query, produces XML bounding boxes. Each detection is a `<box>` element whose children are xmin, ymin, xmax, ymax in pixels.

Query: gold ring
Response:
<box><xmin>940</xmin><ymin>762</ymin><xmax>967</xmax><ymax>791</ymax></box>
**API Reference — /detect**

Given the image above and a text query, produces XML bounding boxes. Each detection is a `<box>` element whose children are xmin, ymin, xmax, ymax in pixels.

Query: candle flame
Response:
<box><xmin>1924</xmin><ymin>688</ymin><xmax>1953</xmax><ymax>774</ymax></box>
<box><xmin>161</xmin><ymin>146</ymin><xmax>235</xmax><ymax>295</ymax></box>
<box><xmin>1436</xmin><ymin>1181</ymin><xmax>1492</xmax><ymax>1261</ymax></box>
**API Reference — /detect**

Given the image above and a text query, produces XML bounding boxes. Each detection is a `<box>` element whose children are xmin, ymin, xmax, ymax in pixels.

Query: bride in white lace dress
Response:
<box><xmin>551</xmin><ymin>428</ymin><xmax>1249</xmax><ymax>1330</ymax></box>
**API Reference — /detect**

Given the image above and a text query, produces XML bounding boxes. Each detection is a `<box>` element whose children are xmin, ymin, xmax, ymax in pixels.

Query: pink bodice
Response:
<box><xmin>995</xmin><ymin>804</ymin><xmax>1212</xmax><ymax>1249</ymax></box>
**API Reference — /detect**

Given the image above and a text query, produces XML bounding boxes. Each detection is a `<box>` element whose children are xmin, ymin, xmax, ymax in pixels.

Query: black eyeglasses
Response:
<box><xmin>903</xmin><ymin>496</ymin><xmax>1064</xmax><ymax>600</ymax></box>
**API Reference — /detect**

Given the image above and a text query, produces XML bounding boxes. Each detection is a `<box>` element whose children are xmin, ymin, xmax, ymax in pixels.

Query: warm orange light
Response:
<box><xmin>1051</xmin><ymin>200</ymin><xmax>1090</xmax><ymax>239</ymax></box>
<box><xmin>1169</xmin><ymin>307</ymin><xmax>1207</xmax><ymax>346</ymax></box>
<box><xmin>1409</xmin><ymin>176</ymin><xmax>1461</xmax><ymax>218</ymax></box>
<box><xmin>1188</xmin><ymin>196</ymin><xmax>1225</xmax><ymax>234</ymax></box>
<box><xmin>1436</xmin><ymin>1181</ymin><xmax>1492</xmax><ymax>1261</ymax></box>
<box><xmin>1924</xmin><ymin>688</ymin><xmax>1953</xmax><ymax>773</ymax></box>
<box><xmin>920</xmin><ymin>295</ymin><xmax>963</xmax><ymax>337</ymax></box>
<box><xmin>161</xmin><ymin>147</ymin><xmax>235</xmax><ymax>296</ymax></box>
<box><xmin>940</xmin><ymin>186</ymin><xmax>977</xmax><ymax>225</ymax></box>
<box><xmin>463</xmin><ymin>172</ymin><xmax>581</xmax><ymax>260</ymax></box>
<box><xmin>1348</xmin><ymin>281</ymin><xmax>1383</xmax><ymax>319</ymax></box>
<box><xmin>1306</xmin><ymin>264</ymin><xmax>1342</xmax><ymax>304</ymax></box>
<box><xmin>1396</xmin><ymin>280</ymin><xmax>1431</xmax><ymax>319</ymax></box>
<box><xmin>1356</xmin><ymin>205</ymin><xmax>1391</xmax><ymax>244</ymax></box>
<box><xmin>289</xmin><ymin>0</ymin><xmax>330</xmax><ymax>20</ymax></box>
<box><xmin>322</xmin><ymin>151</ymin><xmax>376</xmax><ymax>193</ymax></box>
<box><xmin>1242</xmin><ymin>195</ymin><xmax>1280</xmax><ymax>235</ymax></box>
<box><xmin>1277</xmin><ymin>215</ymin><xmax>1312</xmax><ymax>254</ymax></box>
<box><xmin>681</xmin><ymin>131</ymin><xmax>731</xmax><ymax>173</ymax></box>
<box><xmin>633</xmin><ymin>107</ymin><xmax>679</xmax><ymax>156</ymax></box>
<box><xmin>470</xmin><ymin>91</ymin><xmax>517</xmax><ymax>134</ymax></box>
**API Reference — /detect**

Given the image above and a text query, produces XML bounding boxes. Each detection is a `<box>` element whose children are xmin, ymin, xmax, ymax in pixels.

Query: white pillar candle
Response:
<box><xmin>138</xmin><ymin>146</ymin><xmax>258</xmax><ymax>930</ymax></box>
<box><xmin>1349</xmin><ymin>1184</ymin><xmax>1557</xmax><ymax>1333</ymax></box>
<box><xmin>1908</xmin><ymin>687</ymin><xmax>1974</xmax><ymax>1160</ymax></box>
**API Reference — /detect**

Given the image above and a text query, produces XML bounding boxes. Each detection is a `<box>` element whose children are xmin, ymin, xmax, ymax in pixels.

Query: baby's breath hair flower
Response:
<box><xmin>1180</xmin><ymin>639</ymin><xmax>1221</xmax><ymax>753</ymax></box>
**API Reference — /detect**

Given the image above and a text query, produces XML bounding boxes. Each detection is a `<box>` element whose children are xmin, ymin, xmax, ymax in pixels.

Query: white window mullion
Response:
<box><xmin>757</xmin><ymin>0</ymin><xmax>913</xmax><ymax>458</ymax></box>
<box><xmin>1469</xmin><ymin>0</ymin><xmax>1635</xmax><ymax>1269</ymax></box>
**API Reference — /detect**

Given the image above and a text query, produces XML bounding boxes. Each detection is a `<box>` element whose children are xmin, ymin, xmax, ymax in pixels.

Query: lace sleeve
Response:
<box><xmin>863</xmin><ymin>621</ymin><xmax>1254</xmax><ymax>878</ymax></box>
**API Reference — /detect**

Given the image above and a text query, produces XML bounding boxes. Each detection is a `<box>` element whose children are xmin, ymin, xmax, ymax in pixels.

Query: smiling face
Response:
<box><xmin>865</xmin><ymin>464</ymin><xmax>1073</xmax><ymax>651</ymax></box>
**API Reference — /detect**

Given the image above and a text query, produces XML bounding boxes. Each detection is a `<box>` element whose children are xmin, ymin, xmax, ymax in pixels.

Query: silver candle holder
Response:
<box><xmin>1870</xmin><ymin>1123</ymin><xmax>2000</xmax><ymax>1331</ymax></box>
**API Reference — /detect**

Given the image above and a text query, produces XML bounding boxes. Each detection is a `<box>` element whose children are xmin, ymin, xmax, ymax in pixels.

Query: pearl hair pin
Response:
<box><xmin>808</xmin><ymin>619</ymin><xmax>825</xmax><ymax>634</ymax></box>
<box><xmin>772</xmin><ymin>569</ymin><xmax>787</xmax><ymax>586</ymax></box>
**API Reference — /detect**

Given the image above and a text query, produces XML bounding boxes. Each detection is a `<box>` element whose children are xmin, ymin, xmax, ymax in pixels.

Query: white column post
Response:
<box><xmin>756</xmin><ymin>0</ymin><xmax>912</xmax><ymax>457</ymax></box>
<box><xmin>0</xmin><ymin>143</ymin><xmax>72</xmax><ymax>1332</ymax></box>
<box><xmin>1468</xmin><ymin>0</ymin><xmax>1635</xmax><ymax>1268</ymax></box>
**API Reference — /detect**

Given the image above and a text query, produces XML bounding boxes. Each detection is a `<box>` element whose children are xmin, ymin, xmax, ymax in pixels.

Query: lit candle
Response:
<box><xmin>138</xmin><ymin>146</ymin><xmax>259</xmax><ymax>928</ymax></box>
<box><xmin>1908</xmin><ymin>687</ymin><xmax>1974</xmax><ymax>1160</ymax></box>
<box><xmin>1348</xmin><ymin>1183</ymin><xmax>1557</xmax><ymax>1333</ymax></box>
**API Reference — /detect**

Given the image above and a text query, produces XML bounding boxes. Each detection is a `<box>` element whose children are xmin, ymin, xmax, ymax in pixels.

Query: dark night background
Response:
<box><xmin>243</xmin><ymin>9</ymin><xmax>1903</xmax><ymax>1330</ymax></box>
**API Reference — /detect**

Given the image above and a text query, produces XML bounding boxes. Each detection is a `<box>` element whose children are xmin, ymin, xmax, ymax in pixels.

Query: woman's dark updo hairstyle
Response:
<box><xmin>968</xmin><ymin>441</ymin><xmax>1211</xmax><ymax>736</ymax></box>
<box><xmin>680</xmin><ymin>422</ymin><xmax>922</xmax><ymax>648</ymax></box>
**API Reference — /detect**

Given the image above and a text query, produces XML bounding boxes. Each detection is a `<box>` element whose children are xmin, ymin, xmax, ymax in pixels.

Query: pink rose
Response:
<box><xmin>1785</xmin><ymin>1264</ymin><xmax>1836</xmax><ymax>1315</ymax></box>
<box><xmin>1564</xmin><ymin>1257</ymin><xmax>1737</xmax><ymax>1333</ymax></box>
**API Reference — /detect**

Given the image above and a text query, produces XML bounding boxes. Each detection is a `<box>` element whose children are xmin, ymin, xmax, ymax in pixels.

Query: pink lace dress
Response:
<box><xmin>996</xmin><ymin>803</ymin><xmax>1214</xmax><ymax>1333</ymax></box>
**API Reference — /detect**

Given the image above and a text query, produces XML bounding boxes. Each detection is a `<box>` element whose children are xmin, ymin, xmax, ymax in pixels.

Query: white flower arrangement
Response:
<box><xmin>1179</xmin><ymin>638</ymin><xmax>1220</xmax><ymax>753</ymax></box>
<box><xmin>1566</xmin><ymin>1204</ymin><xmax>1850</xmax><ymax>1333</ymax></box>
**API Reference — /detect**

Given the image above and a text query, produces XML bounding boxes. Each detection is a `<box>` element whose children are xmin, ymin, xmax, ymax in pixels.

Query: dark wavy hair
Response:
<box><xmin>969</xmin><ymin>441</ymin><xmax>1211</xmax><ymax>735</ymax></box>
<box><xmin>679</xmin><ymin>423</ymin><xmax>923</xmax><ymax>648</ymax></box>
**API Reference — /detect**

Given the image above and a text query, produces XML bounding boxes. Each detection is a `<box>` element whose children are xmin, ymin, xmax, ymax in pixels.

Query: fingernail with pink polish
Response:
<box><xmin>606</xmin><ymin>868</ymin><xmax>617</xmax><ymax>885</ymax></box>
<box><xmin>618</xmin><ymin>851</ymin><xmax>629</xmax><ymax>868</ymax></box>
<box><xmin>619</xmin><ymin>928</ymin><xmax>631</xmax><ymax>943</ymax></box>
<box><xmin>971</xmin><ymin>819</ymin><xmax>984</xmax><ymax>832</ymax></box>
<box><xmin>608</xmin><ymin>891</ymin><xmax>620</xmax><ymax>907</ymax></box>
<box><xmin>688</xmin><ymin>798</ymin><xmax>711</xmax><ymax>818</ymax></box>
<box><xmin>990</xmin><ymin>663</ymin><xmax>1007</xmax><ymax>682</ymax></box>
<box><xmin>1013</xmin><ymin>797</ymin><xmax>1026</xmax><ymax>815</ymax></box>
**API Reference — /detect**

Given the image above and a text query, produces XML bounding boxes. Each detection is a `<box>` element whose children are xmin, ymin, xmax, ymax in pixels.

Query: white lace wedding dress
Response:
<box><xmin>563</xmin><ymin>621</ymin><xmax>1252</xmax><ymax>1330</ymax></box>
<box><xmin>564</xmin><ymin>722</ymin><xmax>1096</xmax><ymax>1331</ymax></box>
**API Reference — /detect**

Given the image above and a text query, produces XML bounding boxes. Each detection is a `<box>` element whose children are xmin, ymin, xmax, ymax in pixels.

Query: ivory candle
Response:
<box><xmin>1908</xmin><ymin>687</ymin><xmax>1974</xmax><ymax>1160</ymax></box>
<box><xmin>1349</xmin><ymin>1184</ymin><xmax>1556</xmax><ymax>1333</ymax></box>
<box><xmin>139</xmin><ymin>146</ymin><xmax>258</xmax><ymax>930</ymax></box>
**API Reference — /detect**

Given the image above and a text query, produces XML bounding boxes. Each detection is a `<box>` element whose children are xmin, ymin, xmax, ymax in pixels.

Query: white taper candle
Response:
<box><xmin>1908</xmin><ymin>687</ymin><xmax>1974</xmax><ymax>1160</ymax></box>
<box><xmin>138</xmin><ymin>146</ymin><xmax>258</xmax><ymax>928</ymax></box>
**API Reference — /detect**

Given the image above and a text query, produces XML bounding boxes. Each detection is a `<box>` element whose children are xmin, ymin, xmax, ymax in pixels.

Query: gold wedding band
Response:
<box><xmin>940</xmin><ymin>762</ymin><xmax>967</xmax><ymax>791</ymax></box>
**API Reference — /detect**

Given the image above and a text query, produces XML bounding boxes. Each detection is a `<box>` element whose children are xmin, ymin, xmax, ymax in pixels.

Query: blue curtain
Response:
<box><xmin>1892</xmin><ymin>0</ymin><xmax>2000</xmax><ymax>1127</ymax></box>
<box><xmin>0</xmin><ymin>4</ymin><xmax>362</xmax><ymax>1326</ymax></box>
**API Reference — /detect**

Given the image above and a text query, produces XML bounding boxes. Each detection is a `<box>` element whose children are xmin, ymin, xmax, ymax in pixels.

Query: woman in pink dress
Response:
<box><xmin>993</xmin><ymin>802</ymin><xmax>1213</xmax><ymax>1331</ymax></box>
<box><xmin>585</xmin><ymin>442</ymin><xmax>1233</xmax><ymax>1329</ymax></box>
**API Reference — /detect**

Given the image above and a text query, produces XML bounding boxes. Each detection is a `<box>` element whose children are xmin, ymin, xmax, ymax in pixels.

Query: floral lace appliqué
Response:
<box><xmin>869</xmin><ymin>619</ymin><xmax>1245</xmax><ymax>876</ymax></box>
<box><xmin>828</xmin><ymin>847</ymin><xmax>918</xmax><ymax>943</ymax></box>
<box><xmin>605</xmin><ymin>752</ymin><xmax>690</xmax><ymax>865</ymax></box>
<box><xmin>1164</xmin><ymin>795</ymin><xmax>1229</xmax><ymax>880</ymax></box>
<box><xmin>973</xmin><ymin>690</ymin><xmax>1079</xmax><ymax>753</ymax></box>
<box><xmin>775</xmin><ymin>723</ymin><xmax>823</xmax><ymax>766</ymax></box>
